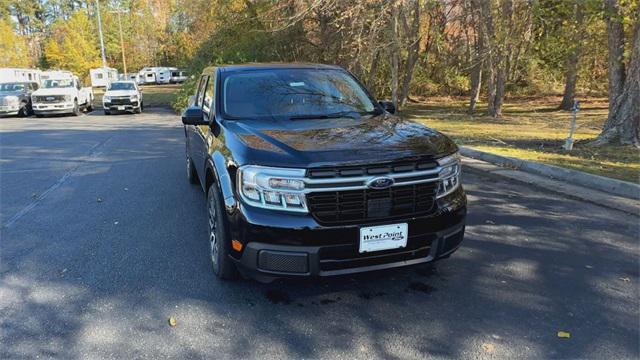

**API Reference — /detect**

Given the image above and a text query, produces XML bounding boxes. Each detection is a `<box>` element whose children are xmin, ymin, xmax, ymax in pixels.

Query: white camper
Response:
<box><xmin>0</xmin><ymin>68</ymin><xmax>41</xmax><ymax>84</ymax></box>
<box><xmin>170</xmin><ymin>69</ymin><xmax>188</xmax><ymax>83</ymax></box>
<box><xmin>90</xmin><ymin>67</ymin><xmax>118</xmax><ymax>88</ymax></box>
<box><xmin>139</xmin><ymin>67</ymin><xmax>158</xmax><ymax>84</ymax></box>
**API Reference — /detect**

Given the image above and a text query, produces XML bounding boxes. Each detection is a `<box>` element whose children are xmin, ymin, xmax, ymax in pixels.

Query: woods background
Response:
<box><xmin>1</xmin><ymin>0</ymin><xmax>638</xmax><ymax>145</ymax></box>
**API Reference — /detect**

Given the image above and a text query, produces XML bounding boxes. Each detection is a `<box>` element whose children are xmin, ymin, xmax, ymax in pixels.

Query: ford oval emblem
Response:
<box><xmin>367</xmin><ymin>177</ymin><xmax>395</xmax><ymax>190</ymax></box>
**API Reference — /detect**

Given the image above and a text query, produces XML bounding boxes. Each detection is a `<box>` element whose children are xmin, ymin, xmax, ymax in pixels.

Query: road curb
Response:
<box><xmin>460</xmin><ymin>146</ymin><xmax>640</xmax><ymax>199</ymax></box>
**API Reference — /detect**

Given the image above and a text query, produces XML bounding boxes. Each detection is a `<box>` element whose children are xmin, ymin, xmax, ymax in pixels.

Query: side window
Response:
<box><xmin>195</xmin><ymin>76</ymin><xmax>207</xmax><ymax>106</ymax></box>
<box><xmin>203</xmin><ymin>75</ymin><xmax>215</xmax><ymax>115</ymax></box>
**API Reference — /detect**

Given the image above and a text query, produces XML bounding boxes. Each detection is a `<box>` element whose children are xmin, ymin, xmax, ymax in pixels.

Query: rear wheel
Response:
<box><xmin>207</xmin><ymin>182</ymin><xmax>238</xmax><ymax>280</ymax></box>
<box><xmin>104</xmin><ymin>110</ymin><xmax>111</xmax><ymax>115</ymax></box>
<box><xmin>86</xmin><ymin>99</ymin><xmax>93</xmax><ymax>112</ymax></box>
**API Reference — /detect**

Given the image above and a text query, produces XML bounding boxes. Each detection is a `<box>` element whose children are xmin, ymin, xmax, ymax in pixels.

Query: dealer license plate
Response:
<box><xmin>359</xmin><ymin>223</ymin><xmax>408</xmax><ymax>253</ymax></box>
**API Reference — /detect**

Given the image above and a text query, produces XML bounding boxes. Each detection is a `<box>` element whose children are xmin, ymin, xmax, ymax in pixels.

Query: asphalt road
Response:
<box><xmin>1</xmin><ymin>110</ymin><xmax>638</xmax><ymax>359</ymax></box>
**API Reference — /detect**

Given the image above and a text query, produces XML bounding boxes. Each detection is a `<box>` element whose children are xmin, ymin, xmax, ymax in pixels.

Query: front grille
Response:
<box><xmin>306</xmin><ymin>182</ymin><xmax>438</xmax><ymax>225</ymax></box>
<box><xmin>33</xmin><ymin>95</ymin><xmax>65</xmax><ymax>103</ymax></box>
<box><xmin>307</xmin><ymin>160</ymin><xmax>438</xmax><ymax>179</ymax></box>
<box><xmin>109</xmin><ymin>97</ymin><xmax>133</xmax><ymax>105</ymax></box>
<box><xmin>258</xmin><ymin>250</ymin><xmax>309</xmax><ymax>273</ymax></box>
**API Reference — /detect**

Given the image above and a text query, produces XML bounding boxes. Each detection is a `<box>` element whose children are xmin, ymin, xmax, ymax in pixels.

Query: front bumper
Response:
<box><xmin>33</xmin><ymin>103</ymin><xmax>74</xmax><ymax>115</ymax></box>
<box><xmin>0</xmin><ymin>105</ymin><xmax>20</xmax><ymax>116</ymax></box>
<box><xmin>227</xmin><ymin>187</ymin><xmax>467</xmax><ymax>282</ymax></box>
<box><xmin>104</xmin><ymin>101</ymin><xmax>139</xmax><ymax>112</ymax></box>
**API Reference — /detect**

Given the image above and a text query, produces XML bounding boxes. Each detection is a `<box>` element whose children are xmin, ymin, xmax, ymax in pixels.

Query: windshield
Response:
<box><xmin>0</xmin><ymin>83</ymin><xmax>26</xmax><ymax>92</ymax></box>
<box><xmin>43</xmin><ymin>79</ymin><xmax>73</xmax><ymax>88</ymax></box>
<box><xmin>109</xmin><ymin>82</ymin><xmax>135</xmax><ymax>90</ymax></box>
<box><xmin>221</xmin><ymin>69</ymin><xmax>377</xmax><ymax>119</ymax></box>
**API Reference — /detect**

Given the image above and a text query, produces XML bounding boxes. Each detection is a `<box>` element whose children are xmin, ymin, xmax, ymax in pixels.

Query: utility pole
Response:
<box><xmin>95</xmin><ymin>0</ymin><xmax>107</xmax><ymax>68</ymax></box>
<box><xmin>112</xmin><ymin>9</ymin><xmax>128</xmax><ymax>78</ymax></box>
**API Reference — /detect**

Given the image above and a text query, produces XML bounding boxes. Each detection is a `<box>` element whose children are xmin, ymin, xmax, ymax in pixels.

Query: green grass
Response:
<box><xmin>403</xmin><ymin>96</ymin><xmax>639</xmax><ymax>183</ymax></box>
<box><xmin>93</xmin><ymin>84</ymin><xmax>179</xmax><ymax>109</ymax></box>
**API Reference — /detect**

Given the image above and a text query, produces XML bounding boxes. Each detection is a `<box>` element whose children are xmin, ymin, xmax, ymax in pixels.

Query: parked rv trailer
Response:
<box><xmin>0</xmin><ymin>68</ymin><xmax>41</xmax><ymax>84</ymax></box>
<box><xmin>139</xmin><ymin>67</ymin><xmax>157</xmax><ymax>84</ymax></box>
<box><xmin>90</xmin><ymin>67</ymin><xmax>118</xmax><ymax>87</ymax></box>
<box><xmin>169</xmin><ymin>69</ymin><xmax>188</xmax><ymax>83</ymax></box>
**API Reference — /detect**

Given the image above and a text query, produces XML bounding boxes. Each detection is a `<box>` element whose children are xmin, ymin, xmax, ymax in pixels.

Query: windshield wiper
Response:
<box><xmin>288</xmin><ymin>111</ymin><xmax>360</xmax><ymax>121</ymax></box>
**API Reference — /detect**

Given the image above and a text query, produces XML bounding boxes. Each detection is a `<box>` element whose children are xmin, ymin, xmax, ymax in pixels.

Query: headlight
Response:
<box><xmin>103</xmin><ymin>95</ymin><xmax>111</xmax><ymax>102</ymax></box>
<box><xmin>238</xmin><ymin>165</ymin><xmax>307</xmax><ymax>212</ymax></box>
<box><xmin>5</xmin><ymin>96</ymin><xmax>19</xmax><ymax>105</ymax></box>
<box><xmin>64</xmin><ymin>95</ymin><xmax>72</xmax><ymax>102</ymax></box>
<box><xmin>130</xmin><ymin>94</ymin><xmax>138</xmax><ymax>101</ymax></box>
<box><xmin>436</xmin><ymin>152</ymin><xmax>461</xmax><ymax>198</ymax></box>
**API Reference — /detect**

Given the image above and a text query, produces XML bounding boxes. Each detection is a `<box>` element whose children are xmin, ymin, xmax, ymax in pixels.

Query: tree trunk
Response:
<box><xmin>469</xmin><ymin>64</ymin><xmax>482</xmax><ymax>113</ymax></box>
<box><xmin>491</xmin><ymin>65</ymin><xmax>506</xmax><ymax>117</ymax></box>
<box><xmin>390</xmin><ymin>3</ymin><xmax>401</xmax><ymax>108</ymax></box>
<box><xmin>604</xmin><ymin>0</ymin><xmax>626</xmax><ymax>107</ymax></box>
<box><xmin>591</xmin><ymin>13</ymin><xmax>639</xmax><ymax>147</ymax></box>
<box><xmin>468</xmin><ymin>0</ymin><xmax>483</xmax><ymax>114</ymax></box>
<box><xmin>488</xmin><ymin>0</ymin><xmax>512</xmax><ymax>118</ymax></box>
<box><xmin>399</xmin><ymin>0</ymin><xmax>421</xmax><ymax>107</ymax></box>
<box><xmin>559</xmin><ymin>2</ymin><xmax>584</xmax><ymax>110</ymax></box>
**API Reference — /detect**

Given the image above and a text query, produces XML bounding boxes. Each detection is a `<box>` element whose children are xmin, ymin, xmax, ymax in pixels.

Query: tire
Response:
<box><xmin>186</xmin><ymin>146</ymin><xmax>198</xmax><ymax>184</ymax></box>
<box><xmin>72</xmin><ymin>100</ymin><xmax>80</xmax><ymax>116</ymax></box>
<box><xmin>18</xmin><ymin>103</ymin><xmax>28</xmax><ymax>117</ymax></box>
<box><xmin>104</xmin><ymin>110</ymin><xmax>111</xmax><ymax>115</ymax></box>
<box><xmin>35</xmin><ymin>114</ymin><xmax>44</xmax><ymax>118</ymax></box>
<box><xmin>207</xmin><ymin>181</ymin><xmax>238</xmax><ymax>280</ymax></box>
<box><xmin>134</xmin><ymin>104</ymin><xmax>141</xmax><ymax>114</ymax></box>
<box><xmin>86</xmin><ymin>99</ymin><xmax>93</xmax><ymax>112</ymax></box>
<box><xmin>140</xmin><ymin>101</ymin><xmax>144</xmax><ymax>111</ymax></box>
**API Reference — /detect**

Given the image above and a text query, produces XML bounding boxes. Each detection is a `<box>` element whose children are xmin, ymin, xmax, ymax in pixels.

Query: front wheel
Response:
<box><xmin>72</xmin><ymin>100</ymin><xmax>80</xmax><ymax>116</ymax></box>
<box><xmin>18</xmin><ymin>103</ymin><xmax>28</xmax><ymax>117</ymax></box>
<box><xmin>86</xmin><ymin>100</ymin><xmax>93</xmax><ymax>112</ymax></box>
<box><xmin>207</xmin><ymin>182</ymin><xmax>238</xmax><ymax>280</ymax></box>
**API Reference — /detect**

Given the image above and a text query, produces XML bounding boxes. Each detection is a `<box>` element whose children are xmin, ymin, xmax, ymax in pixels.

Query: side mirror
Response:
<box><xmin>181</xmin><ymin>106</ymin><xmax>208</xmax><ymax>125</ymax></box>
<box><xmin>379</xmin><ymin>101</ymin><xmax>396</xmax><ymax>114</ymax></box>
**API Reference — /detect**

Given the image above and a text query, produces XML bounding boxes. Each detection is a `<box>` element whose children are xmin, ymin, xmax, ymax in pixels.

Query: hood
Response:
<box><xmin>104</xmin><ymin>89</ymin><xmax>137</xmax><ymax>97</ymax></box>
<box><xmin>225</xmin><ymin>114</ymin><xmax>457</xmax><ymax>167</ymax></box>
<box><xmin>33</xmin><ymin>88</ymin><xmax>76</xmax><ymax>96</ymax></box>
<box><xmin>0</xmin><ymin>91</ymin><xmax>24</xmax><ymax>97</ymax></box>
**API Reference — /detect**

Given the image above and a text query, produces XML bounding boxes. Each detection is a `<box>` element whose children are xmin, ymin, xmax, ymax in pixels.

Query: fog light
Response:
<box><xmin>263</xmin><ymin>191</ymin><xmax>281</xmax><ymax>204</ymax></box>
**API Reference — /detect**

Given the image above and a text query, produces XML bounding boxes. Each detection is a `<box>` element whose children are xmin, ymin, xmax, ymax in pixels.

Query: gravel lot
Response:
<box><xmin>1</xmin><ymin>110</ymin><xmax>638</xmax><ymax>359</ymax></box>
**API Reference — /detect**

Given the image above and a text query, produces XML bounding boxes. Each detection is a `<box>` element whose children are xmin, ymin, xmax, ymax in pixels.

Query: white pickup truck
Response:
<box><xmin>32</xmin><ymin>73</ymin><xmax>93</xmax><ymax>116</ymax></box>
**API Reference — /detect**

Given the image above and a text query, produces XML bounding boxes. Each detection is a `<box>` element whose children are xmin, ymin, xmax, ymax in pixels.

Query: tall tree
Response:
<box><xmin>0</xmin><ymin>18</ymin><xmax>31</xmax><ymax>67</ymax></box>
<box><xmin>558</xmin><ymin>1</ymin><xmax>585</xmax><ymax>110</ymax></box>
<box><xmin>591</xmin><ymin>4</ymin><xmax>639</xmax><ymax>146</ymax></box>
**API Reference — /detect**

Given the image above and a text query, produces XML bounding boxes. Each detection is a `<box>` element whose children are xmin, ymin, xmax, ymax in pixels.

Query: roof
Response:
<box><xmin>210</xmin><ymin>63</ymin><xmax>342</xmax><ymax>73</ymax></box>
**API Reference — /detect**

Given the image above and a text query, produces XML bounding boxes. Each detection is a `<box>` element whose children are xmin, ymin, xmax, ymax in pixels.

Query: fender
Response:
<box><xmin>206</xmin><ymin>151</ymin><xmax>238</xmax><ymax>214</ymax></box>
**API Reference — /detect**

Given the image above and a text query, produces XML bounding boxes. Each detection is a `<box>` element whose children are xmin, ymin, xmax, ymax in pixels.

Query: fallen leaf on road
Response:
<box><xmin>97</xmin><ymin>197</ymin><xmax>103</xmax><ymax>203</ymax></box>
<box><xmin>32</xmin><ymin>193</ymin><xmax>37</xmax><ymax>198</ymax></box>
<box><xmin>124</xmin><ymin>188</ymin><xmax>129</xmax><ymax>191</ymax></box>
<box><xmin>485</xmin><ymin>220</ymin><xmax>495</xmax><ymax>225</ymax></box>
<box><xmin>481</xmin><ymin>343</ymin><xmax>495</xmax><ymax>353</ymax></box>
<box><xmin>168</xmin><ymin>317</ymin><xmax>177</xmax><ymax>327</ymax></box>
<box><xmin>114</xmin><ymin>221</ymin><xmax>119</xmax><ymax>225</ymax></box>
<box><xmin>557</xmin><ymin>331</ymin><xmax>570</xmax><ymax>338</ymax></box>
<box><xmin>620</xmin><ymin>277</ymin><xmax>631</xmax><ymax>282</ymax></box>
<box><xmin>585</xmin><ymin>265</ymin><xmax>593</xmax><ymax>269</ymax></box>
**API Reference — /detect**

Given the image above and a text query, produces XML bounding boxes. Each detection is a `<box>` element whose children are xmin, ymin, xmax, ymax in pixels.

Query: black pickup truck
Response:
<box><xmin>182</xmin><ymin>63</ymin><xmax>466</xmax><ymax>282</ymax></box>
